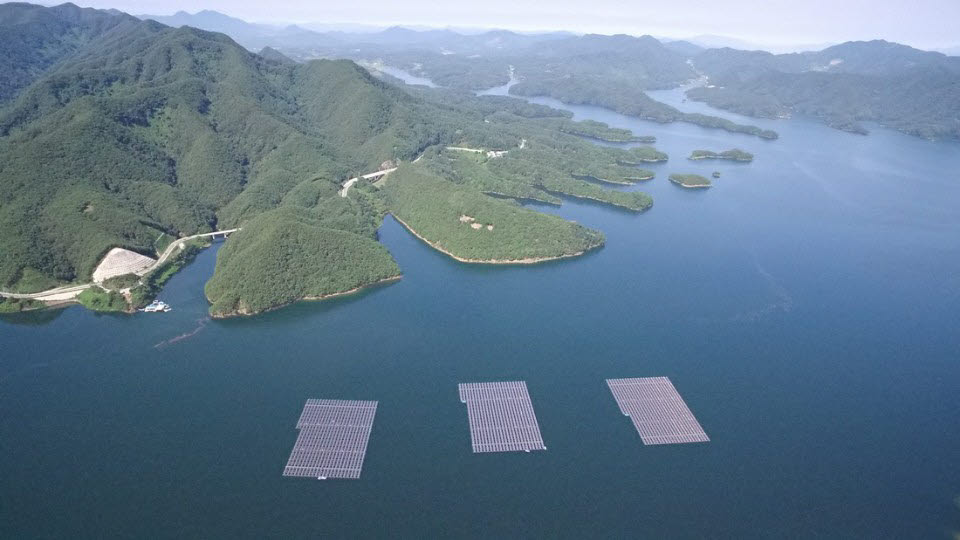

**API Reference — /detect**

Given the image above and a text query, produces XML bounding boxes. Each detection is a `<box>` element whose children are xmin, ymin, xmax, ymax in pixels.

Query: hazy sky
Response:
<box><xmin>64</xmin><ymin>0</ymin><xmax>960</xmax><ymax>49</ymax></box>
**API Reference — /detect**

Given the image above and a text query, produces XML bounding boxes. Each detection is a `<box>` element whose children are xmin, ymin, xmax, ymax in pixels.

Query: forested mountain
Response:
<box><xmin>694</xmin><ymin>40</ymin><xmax>960</xmax><ymax>76</ymax></box>
<box><xmin>0</xmin><ymin>14</ymin><xmax>427</xmax><ymax>292</ymax></box>
<box><xmin>128</xmin><ymin>10</ymin><xmax>960</xmax><ymax>140</ymax></box>
<box><xmin>689</xmin><ymin>41</ymin><xmax>960</xmax><ymax>138</ymax></box>
<box><xmin>130</xmin><ymin>15</ymin><xmax>777</xmax><ymax>137</ymax></box>
<box><xmin>0</xmin><ymin>3</ymin><xmax>660</xmax><ymax>315</ymax></box>
<box><xmin>328</xmin><ymin>33</ymin><xmax>778</xmax><ymax>138</ymax></box>
<box><xmin>0</xmin><ymin>2</ymin><xmax>140</xmax><ymax>103</ymax></box>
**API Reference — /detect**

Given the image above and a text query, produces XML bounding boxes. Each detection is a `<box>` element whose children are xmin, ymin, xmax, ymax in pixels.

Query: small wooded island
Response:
<box><xmin>689</xmin><ymin>149</ymin><xmax>754</xmax><ymax>161</ymax></box>
<box><xmin>669</xmin><ymin>174</ymin><xmax>712</xmax><ymax>188</ymax></box>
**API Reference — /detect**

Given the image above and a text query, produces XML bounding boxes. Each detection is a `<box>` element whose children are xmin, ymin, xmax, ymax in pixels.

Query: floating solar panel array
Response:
<box><xmin>607</xmin><ymin>377</ymin><xmax>709</xmax><ymax>445</ymax></box>
<box><xmin>283</xmin><ymin>399</ymin><xmax>377</xmax><ymax>479</ymax></box>
<box><xmin>459</xmin><ymin>381</ymin><xmax>547</xmax><ymax>453</ymax></box>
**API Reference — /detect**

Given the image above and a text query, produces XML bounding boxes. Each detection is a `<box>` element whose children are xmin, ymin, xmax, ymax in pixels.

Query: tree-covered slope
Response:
<box><xmin>0</xmin><ymin>4</ymin><xmax>659</xmax><ymax>315</ymax></box>
<box><xmin>204</xmin><ymin>207</ymin><xmax>400</xmax><ymax>317</ymax></box>
<box><xmin>0</xmin><ymin>2</ymin><xmax>140</xmax><ymax>104</ymax></box>
<box><xmin>382</xmin><ymin>163</ymin><xmax>604</xmax><ymax>262</ymax></box>
<box><xmin>689</xmin><ymin>41</ymin><xmax>960</xmax><ymax>139</ymax></box>
<box><xmin>0</xmin><ymin>12</ymin><xmax>435</xmax><ymax>291</ymax></box>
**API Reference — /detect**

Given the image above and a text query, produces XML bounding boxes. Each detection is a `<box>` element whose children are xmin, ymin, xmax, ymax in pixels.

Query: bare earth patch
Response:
<box><xmin>92</xmin><ymin>248</ymin><xmax>156</xmax><ymax>283</ymax></box>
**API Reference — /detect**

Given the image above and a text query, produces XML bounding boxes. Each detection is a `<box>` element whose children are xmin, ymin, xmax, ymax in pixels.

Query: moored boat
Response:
<box><xmin>141</xmin><ymin>300</ymin><xmax>172</xmax><ymax>313</ymax></box>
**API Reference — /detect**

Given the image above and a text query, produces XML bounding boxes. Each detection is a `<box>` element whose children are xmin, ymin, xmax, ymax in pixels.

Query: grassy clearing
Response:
<box><xmin>0</xmin><ymin>297</ymin><xmax>43</xmax><ymax>313</ymax></box>
<box><xmin>77</xmin><ymin>287</ymin><xmax>127</xmax><ymax>312</ymax></box>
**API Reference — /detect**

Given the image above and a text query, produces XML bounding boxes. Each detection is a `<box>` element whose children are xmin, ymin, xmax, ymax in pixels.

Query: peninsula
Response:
<box><xmin>382</xmin><ymin>164</ymin><xmax>606</xmax><ymax>263</ymax></box>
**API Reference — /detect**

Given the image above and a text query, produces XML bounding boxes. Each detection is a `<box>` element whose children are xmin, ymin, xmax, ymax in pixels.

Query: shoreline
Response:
<box><xmin>689</xmin><ymin>156</ymin><xmax>752</xmax><ymax>162</ymax></box>
<box><xmin>390</xmin><ymin>214</ymin><xmax>599</xmax><ymax>264</ymax></box>
<box><xmin>210</xmin><ymin>275</ymin><xmax>403</xmax><ymax>319</ymax></box>
<box><xmin>210</xmin><ymin>273</ymin><xmax>403</xmax><ymax>319</ymax></box>
<box><xmin>480</xmin><ymin>191</ymin><xmax>562</xmax><ymax>206</ymax></box>
<box><xmin>562</xmin><ymin>131</ymin><xmax>653</xmax><ymax>144</ymax></box>
<box><xmin>619</xmin><ymin>159</ymin><xmax>667</xmax><ymax>165</ymax></box>
<box><xmin>670</xmin><ymin>180</ymin><xmax>712</xmax><ymax>189</ymax></box>
<box><xmin>302</xmin><ymin>275</ymin><xmax>403</xmax><ymax>302</ymax></box>
<box><xmin>571</xmin><ymin>173</ymin><xmax>633</xmax><ymax>186</ymax></box>
<box><xmin>538</xmin><ymin>187</ymin><xmax>652</xmax><ymax>212</ymax></box>
<box><xmin>0</xmin><ymin>230</ymin><xmax>232</xmax><ymax>303</ymax></box>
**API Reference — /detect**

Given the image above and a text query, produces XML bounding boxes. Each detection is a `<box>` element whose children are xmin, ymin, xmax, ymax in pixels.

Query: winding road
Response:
<box><xmin>339</xmin><ymin>168</ymin><xmax>398</xmax><ymax>197</ymax></box>
<box><xmin>0</xmin><ymin>229</ymin><xmax>240</xmax><ymax>302</ymax></box>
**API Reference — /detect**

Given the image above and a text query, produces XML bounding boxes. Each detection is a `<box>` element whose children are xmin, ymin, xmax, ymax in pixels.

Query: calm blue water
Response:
<box><xmin>2</xmin><ymin>73</ymin><xmax>959</xmax><ymax>539</ymax></box>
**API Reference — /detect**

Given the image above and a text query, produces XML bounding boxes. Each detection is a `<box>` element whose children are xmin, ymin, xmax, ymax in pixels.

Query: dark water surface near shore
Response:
<box><xmin>2</xmin><ymin>74</ymin><xmax>959</xmax><ymax>538</ymax></box>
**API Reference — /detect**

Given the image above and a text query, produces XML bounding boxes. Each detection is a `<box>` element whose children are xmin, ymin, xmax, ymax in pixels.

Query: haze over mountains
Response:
<box><xmin>139</xmin><ymin>9</ymin><xmax>959</xmax><ymax>56</ymax></box>
<box><xmin>138</xmin><ymin>9</ymin><xmax>960</xmax><ymax>139</ymax></box>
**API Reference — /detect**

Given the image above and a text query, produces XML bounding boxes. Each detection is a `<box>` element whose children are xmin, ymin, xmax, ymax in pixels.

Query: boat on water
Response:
<box><xmin>141</xmin><ymin>300</ymin><xmax>172</xmax><ymax>313</ymax></box>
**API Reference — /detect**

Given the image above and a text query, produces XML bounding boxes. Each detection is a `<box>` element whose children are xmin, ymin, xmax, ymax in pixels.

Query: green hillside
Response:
<box><xmin>204</xmin><ymin>207</ymin><xmax>401</xmax><ymax>317</ymax></box>
<box><xmin>383</xmin><ymin>164</ymin><xmax>605</xmax><ymax>262</ymax></box>
<box><xmin>0</xmin><ymin>2</ymin><xmax>142</xmax><ymax>104</ymax></box>
<box><xmin>689</xmin><ymin>41</ymin><xmax>960</xmax><ymax>139</ymax></box>
<box><xmin>0</xmin><ymin>4</ymin><xmax>654</xmax><ymax>315</ymax></box>
<box><xmin>0</xmin><ymin>11</ymin><xmax>436</xmax><ymax>296</ymax></box>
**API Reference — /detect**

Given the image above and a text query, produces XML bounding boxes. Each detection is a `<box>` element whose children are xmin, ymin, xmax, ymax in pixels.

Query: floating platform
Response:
<box><xmin>606</xmin><ymin>377</ymin><xmax>709</xmax><ymax>445</ymax></box>
<box><xmin>283</xmin><ymin>399</ymin><xmax>378</xmax><ymax>479</ymax></box>
<box><xmin>458</xmin><ymin>381</ymin><xmax>546</xmax><ymax>453</ymax></box>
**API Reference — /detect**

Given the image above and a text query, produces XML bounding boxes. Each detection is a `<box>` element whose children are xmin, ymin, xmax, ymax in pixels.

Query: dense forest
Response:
<box><xmin>0</xmin><ymin>3</ymin><xmax>657</xmax><ymax>315</ymax></box>
<box><xmin>382</xmin><ymin>164</ymin><xmax>605</xmax><ymax>262</ymax></box>
<box><xmin>204</xmin><ymin>207</ymin><xmax>401</xmax><ymax>317</ymax></box>
<box><xmin>0</xmin><ymin>17</ymin><xmax>429</xmax><ymax>296</ymax></box>
<box><xmin>688</xmin><ymin>41</ymin><xmax>960</xmax><ymax>139</ymax></box>
<box><xmin>0</xmin><ymin>3</ymin><xmax>142</xmax><ymax>104</ymax></box>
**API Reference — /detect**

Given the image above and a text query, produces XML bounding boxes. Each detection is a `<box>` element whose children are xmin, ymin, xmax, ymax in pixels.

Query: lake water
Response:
<box><xmin>2</xmin><ymin>70</ymin><xmax>959</xmax><ymax>539</ymax></box>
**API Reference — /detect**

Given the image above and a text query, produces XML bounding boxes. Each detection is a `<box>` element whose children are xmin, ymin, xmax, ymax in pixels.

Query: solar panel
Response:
<box><xmin>283</xmin><ymin>399</ymin><xmax>377</xmax><ymax>479</ymax></box>
<box><xmin>458</xmin><ymin>381</ymin><xmax>546</xmax><ymax>453</ymax></box>
<box><xmin>606</xmin><ymin>377</ymin><xmax>709</xmax><ymax>445</ymax></box>
<box><xmin>296</xmin><ymin>399</ymin><xmax>377</xmax><ymax>429</ymax></box>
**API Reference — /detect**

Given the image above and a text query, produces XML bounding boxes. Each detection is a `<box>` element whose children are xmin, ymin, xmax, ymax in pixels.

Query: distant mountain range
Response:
<box><xmin>138</xmin><ymin>10</ymin><xmax>573</xmax><ymax>55</ymax></box>
<box><xmin>678</xmin><ymin>34</ymin><xmax>836</xmax><ymax>54</ymax></box>
<box><xmin>689</xmin><ymin>40</ymin><xmax>960</xmax><ymax>138</ymax></box>
<box><xmin>129</xmin><ymin>10</ymin><xmax>960</xmax><ymax>140</ymax></box>
<box><xmin>137</xmin><ymin>10</ymin><xmax>952</xmax><ymax>56</ymax></box>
